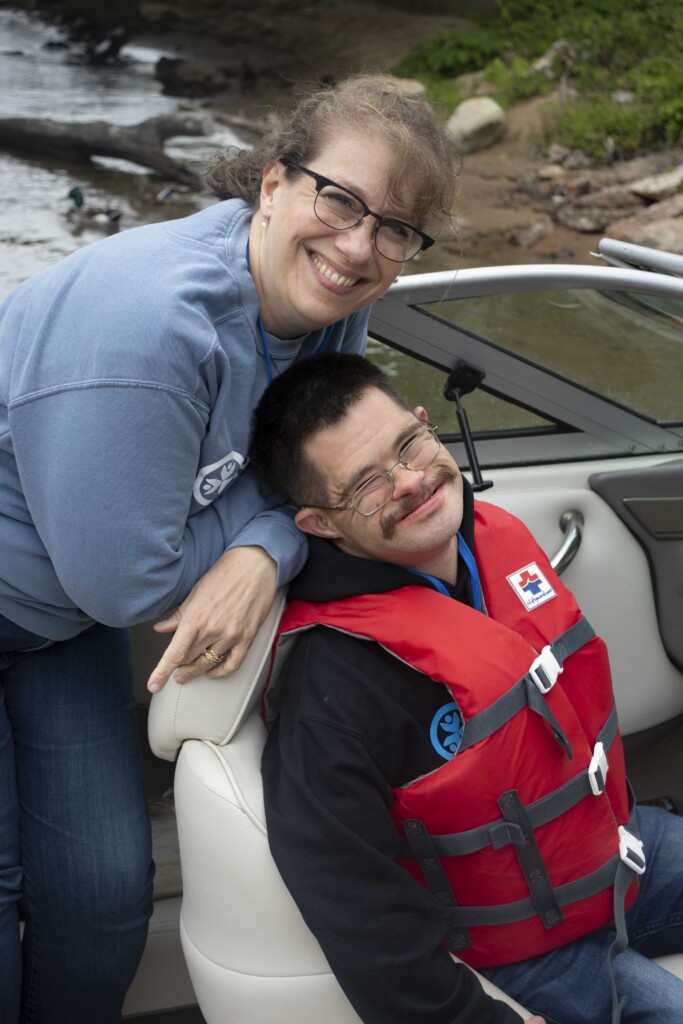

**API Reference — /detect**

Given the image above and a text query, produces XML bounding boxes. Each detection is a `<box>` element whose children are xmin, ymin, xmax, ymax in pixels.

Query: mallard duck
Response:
<box><xmin>65</xmin><ymin>187</ymin><xmax>122</xmax><ymax>229</ymax></box>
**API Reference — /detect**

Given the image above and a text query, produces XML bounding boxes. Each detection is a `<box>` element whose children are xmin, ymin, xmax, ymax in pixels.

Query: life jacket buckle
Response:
<box><xmin>618</xmin><ymin>826</ymin><xmax>646</xmax><ymax>875</ymax></box>
<box><xmin>529</xmin><ymin>645</ymin><xmax>563</xmax><ymax>694</ymax></box>
<box><xmin>588</xmin><ymin>740</ymin><xmax>609</xmax><ymax>795</ymax></box>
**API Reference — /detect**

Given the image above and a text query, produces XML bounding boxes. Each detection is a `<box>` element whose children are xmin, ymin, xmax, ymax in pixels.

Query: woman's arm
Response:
<box><xmin>11</xmin><ymin>383</ymin><xmax>305</xmax><ymax>628</ymax></box>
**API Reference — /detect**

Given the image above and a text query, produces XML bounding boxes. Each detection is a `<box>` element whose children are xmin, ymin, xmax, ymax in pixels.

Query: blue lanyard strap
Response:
<box><xmin>256</xmin><ymin>316</ymin><xmax>333</xmax><ymax>384</ymax></box>
<box><xmin>407</xmin><ymin>532</ymin><xmax>483</xmax><ymax>612</ymax></box>
<box><xmin>246</xmin><ymin>239</ymin><xmax>333</xmax><ymax>384</ymax></box>
<box><xmin>456</xmin><ymin>532</ymin><xmax>483</xmax><ymax>612</ymax></box>
<box><xmin>406</xmin><ymin>568</ymin><xmax>451</xmax><ymax>597</ymax></box>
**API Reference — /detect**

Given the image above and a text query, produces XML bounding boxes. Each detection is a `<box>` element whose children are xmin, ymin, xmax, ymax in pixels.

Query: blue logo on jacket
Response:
<box><xmin>430</xmin><ymin>702</ymin><xmax>463</xmax><ymax>761</ymax></box>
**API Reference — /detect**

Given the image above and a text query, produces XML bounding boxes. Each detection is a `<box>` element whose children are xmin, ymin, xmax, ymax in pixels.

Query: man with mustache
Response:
<box><xmin>248</xmin><ymin>353</ymin><xmax>683</xmax><ymax>1024</ymax></box>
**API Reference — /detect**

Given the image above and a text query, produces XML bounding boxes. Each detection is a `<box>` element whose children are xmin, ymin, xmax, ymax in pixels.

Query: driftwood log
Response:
<box><xmin>0</xmin><ymin>111</ymin><xmax>213</xmax><ymax>186</ymax></box>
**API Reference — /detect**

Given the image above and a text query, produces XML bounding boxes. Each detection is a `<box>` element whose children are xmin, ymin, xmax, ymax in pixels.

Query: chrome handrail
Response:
<box><xmin>551</xmin><ymin>510</ymin><xmax>585</xmax><ymax>576</ymax></box>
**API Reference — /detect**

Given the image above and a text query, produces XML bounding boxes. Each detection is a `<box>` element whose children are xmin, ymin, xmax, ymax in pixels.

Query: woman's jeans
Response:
<box><xmin>0</xmin><ymin>615</ymin><xmax>154</xmax><ymax>1024</ymax></box>
<box><xmin>481</xmin><ymin>805</ymin><xmax>683</xmax><ymax>1023</ymax></box>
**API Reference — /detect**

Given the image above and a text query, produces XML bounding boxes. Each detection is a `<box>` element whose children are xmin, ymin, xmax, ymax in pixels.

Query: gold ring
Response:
<box><xmin>202</xmin><ymin>646</ymin><xmax>224</xmax><ymax>666</ymax></box>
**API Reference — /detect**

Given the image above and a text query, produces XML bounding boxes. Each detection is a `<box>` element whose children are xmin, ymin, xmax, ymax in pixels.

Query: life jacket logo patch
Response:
<box><xmin>507</xmin><ymin>562</ymin><xmax>557</xmax><ymax>610</ymax></box>
<box><xmin>430</xmin><ymin>701</ymin><xmax>463</xmax><ymax>761</ymax></box>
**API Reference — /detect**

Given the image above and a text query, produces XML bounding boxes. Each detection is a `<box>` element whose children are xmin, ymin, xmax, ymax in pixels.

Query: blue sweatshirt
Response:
<box><xmin>0</xmin><ymin>199</ymin><xmax>368</xmax><ymax>639</ymax></box>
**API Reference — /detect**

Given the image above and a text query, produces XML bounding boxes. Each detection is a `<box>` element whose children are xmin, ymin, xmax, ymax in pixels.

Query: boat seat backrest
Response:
<box><xmin>147</xmin><ymin>588</ymin><xmax>288</xmax><ymax>761</ymax></box>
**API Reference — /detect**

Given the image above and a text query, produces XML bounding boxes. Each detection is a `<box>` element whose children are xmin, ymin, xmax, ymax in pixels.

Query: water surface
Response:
<box><xmin>0</xmin><ymin>8</ymin><xmax>242</xmax><ymax>298</ymax></box>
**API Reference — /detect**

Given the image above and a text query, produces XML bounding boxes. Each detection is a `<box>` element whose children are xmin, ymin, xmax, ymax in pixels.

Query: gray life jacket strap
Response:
<box><xmin>446</xmin><ymin>855</ymin><xmax>622</xmax><ymax>927</ymax></box>
<box><xmin>442</xmin><ymin>800</ymin><xmax>642</xmax><ymax>930</ymax></box>
<box><xmin>402</xmin><ymin>819</ymin><xmax>471</xmax><ymax>953</ymax></box>
<box><xmin>609</xmin><ymin>860</ymin><xmax>633</xmax><ymax>1024</ymax></box>
<box><xmin>402</xmin><ymin>790</ymin><xmax>643</xmax><ymax>968</ymax></box>
<box><xmin>608</xmin><ymin>783</ymin><xmax>645</xmax><ymax>1024</ymax></box>
<box><xmin>398</xmin><ymin>704</ymin><xmax>619</xmax><ymax>861</ymax></box>
<box><xmin>458</xmin><ymin>617</ymin><xmax>596</xmax><ymax>758</ymax></box>
<box><xmin>498</xmin><ymin>789</ymin><xmax>564</xmax><ymax>931</ymax></box>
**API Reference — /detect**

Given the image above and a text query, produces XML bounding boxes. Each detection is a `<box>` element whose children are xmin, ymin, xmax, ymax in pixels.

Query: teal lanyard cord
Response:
<box><xmin>407</xmin><ymin>531</ymin><xmax>483</xmax><ymax>612</ymax></box>
<box><xmin>256</xmin><ymin>315</ymin><xmax>333</xmax><ymax>385</ymax></box>
<box><xmin>246</xmin><ymin>239</ymin><xmax>333</xmax><ymax>384</ymax></box>
<box><xmin>458</xmin><ymin>533</ymin><xmax>483</xmax><ymax>612</ymax></box>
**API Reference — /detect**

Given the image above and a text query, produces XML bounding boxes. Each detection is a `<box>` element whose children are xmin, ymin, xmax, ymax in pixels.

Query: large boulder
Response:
<box><xmin>446</xmin><ymin>97</ymin><xmax>507</xmax><ymax>154</ymax></box>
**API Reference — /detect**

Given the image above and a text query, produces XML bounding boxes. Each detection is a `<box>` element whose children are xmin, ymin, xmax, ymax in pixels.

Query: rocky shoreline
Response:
<box><xmin>5</xmin><ymin>1</ymin><xmax>682</xmax><ymax>270</ymax></box>
<box><xmin>526</xmin><ymin>144</ymin><xmax>683</xmax><ymax>254</ymax></box>
<box><xmin>135</xmin><ymin>12</ymin><xmax>683</xmax><ymax>269</ymax></box>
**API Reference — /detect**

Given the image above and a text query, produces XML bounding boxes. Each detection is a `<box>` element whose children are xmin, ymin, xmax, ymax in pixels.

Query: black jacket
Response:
<box><xmin>261</xmin><ymin>481</ymin><xmax>524</xmax><ymax>1024</ymax></box>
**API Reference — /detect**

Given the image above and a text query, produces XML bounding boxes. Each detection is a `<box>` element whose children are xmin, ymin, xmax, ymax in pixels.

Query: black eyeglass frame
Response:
<box><xmin>285</xmin><ymin>162</ymin><xmax>434</xmax><ymax>263</ymax></box>
<box><xmin>302</xmin><ymin>424</ymin><xmax>441</xmax><ymax>517</ymax></box>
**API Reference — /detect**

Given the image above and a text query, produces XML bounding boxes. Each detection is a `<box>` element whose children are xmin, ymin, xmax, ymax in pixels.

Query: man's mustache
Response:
<box><xmin>380</xmin><ymin>465</ymin><xmax>458</xmax><ymax>540</ymax></box>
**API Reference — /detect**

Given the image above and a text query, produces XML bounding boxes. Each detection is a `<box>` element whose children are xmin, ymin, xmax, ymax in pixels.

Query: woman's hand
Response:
<box><xmin>147</xmin><ymin>545</ymin><xmax>278</xmax><ymax>693</ymax></box>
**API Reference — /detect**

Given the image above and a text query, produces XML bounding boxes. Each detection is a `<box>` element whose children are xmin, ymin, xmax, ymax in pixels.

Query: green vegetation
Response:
<box><xmin>484</xmin><ymin>57</ymin><xmax>552</xmax><ymax>108</ymax></box>
<box><xmin>393</xmin><ymin>0</ymin><xmax>683</xmax><ymax>161</ymax></box>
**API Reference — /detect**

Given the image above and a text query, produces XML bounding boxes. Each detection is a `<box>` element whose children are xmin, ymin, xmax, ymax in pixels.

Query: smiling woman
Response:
<box><xmin>0</xmin><ymin>73</ymin><xmax>458</xmax><ymax>1023</ymax></box>
<box><xmin>206</xmin><ymin>76</ymin><xmax>459</xmax><ymax>340</ymax></box>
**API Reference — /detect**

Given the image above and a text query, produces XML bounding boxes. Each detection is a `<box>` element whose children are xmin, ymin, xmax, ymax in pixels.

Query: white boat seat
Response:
<box><xmin>147</xmin><ymin>589</ymin><xmax>683</xmax><ymax>1023</ymax></box>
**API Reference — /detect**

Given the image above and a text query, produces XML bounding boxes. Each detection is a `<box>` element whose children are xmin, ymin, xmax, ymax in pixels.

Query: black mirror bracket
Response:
<box><xmin>443</xmin><ymin>360</ymin><xmax>494</xmax><ymax>493</ymax></box>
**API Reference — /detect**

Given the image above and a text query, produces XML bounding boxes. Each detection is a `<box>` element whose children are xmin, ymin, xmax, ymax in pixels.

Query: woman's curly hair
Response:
<box><xmin>204</xmin><ymin>74</ymin><xmax>459</xmax><ymax>232</ymax></box>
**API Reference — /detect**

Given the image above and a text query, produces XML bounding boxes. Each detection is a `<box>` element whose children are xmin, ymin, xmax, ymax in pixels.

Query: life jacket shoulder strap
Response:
<box><xmin>458</xmin><ymin>616</ymin><xmax>596</xmax><ymax>758</ymax></box>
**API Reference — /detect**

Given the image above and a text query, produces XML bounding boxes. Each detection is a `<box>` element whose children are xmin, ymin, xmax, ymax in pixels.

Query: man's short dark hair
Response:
<box><xmin>249</xmin><ymin>353</ymin><xmax>411</xmax><ymax>507</ymax></box>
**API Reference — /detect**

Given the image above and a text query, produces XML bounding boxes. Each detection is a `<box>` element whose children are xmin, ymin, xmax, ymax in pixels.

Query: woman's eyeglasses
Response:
<box><xmin>285</xmin><ymin>163</ymin><xmax>434</xmax><ymax>263</ymax></box>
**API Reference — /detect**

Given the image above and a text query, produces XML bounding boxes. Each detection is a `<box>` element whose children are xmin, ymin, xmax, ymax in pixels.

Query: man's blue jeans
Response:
<box><xmin>481</xmin><ymin>805</ymin><xmax>683</xmax><ymax>1023</ymax></box>
<box><xmin>0</xmin><ymin>616</ymin><xmax>154</xmax><ymax>1023</ymax></box>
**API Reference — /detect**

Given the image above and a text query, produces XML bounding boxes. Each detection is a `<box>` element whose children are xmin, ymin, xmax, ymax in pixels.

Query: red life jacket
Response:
<box><xmin>265</xmin><ymin>501</ymin><xmax>643</xmax><ymax>968</ymax></box>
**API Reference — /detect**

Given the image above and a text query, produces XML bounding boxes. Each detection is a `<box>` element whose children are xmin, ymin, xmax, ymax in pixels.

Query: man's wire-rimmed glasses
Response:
<box><xmin>286</xmin><ymin>163</ymin><xmax>434</xmax><ymax>263</ymax></box>
<box><xmin>304</xmin><ymin>424</ymin><xmax>441</xmax><ymax>517</ymax></box>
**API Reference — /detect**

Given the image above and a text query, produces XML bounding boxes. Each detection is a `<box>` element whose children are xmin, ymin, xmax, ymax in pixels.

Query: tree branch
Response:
<box><xmin>0</xmin><ymin>112</ymin><xmax>214</xmax><ymax>186</ymax></box>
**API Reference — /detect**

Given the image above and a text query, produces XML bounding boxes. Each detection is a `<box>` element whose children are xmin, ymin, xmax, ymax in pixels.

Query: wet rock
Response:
<box><xmin>628</xmin><ymin>165</ymin><xmax>683</xmax><ymax>201</ymax></box>
<box><xmin>537</xmin><ymin>163</ymin><xmax>566</xmax><ymax>181</ymax></box>
<box><xmin>608</xmin><ymin>148</ymin><xmax>683</xmax><ymax>185</ymax></box>
<box><xmin>562</xmin><ymin>175</ymin><xmax>594</xmax><ymax>198</ymax></box>
<box><xmin>513</xmin><ymin>214</ymin><xmax>554</xmax><ymax>248</ymax></box>
<box><xmin>155</xmin><ymin>57</ymin><xmax>232</xmax><ymax>98</ymax></box>
<box><xmin>555</xmin><ymin>205</ymin><xmax>616</xmax><ymax>232</ymax></box>
<box><xmin>86</xmin><ymin>26</ymin><xmax>129</xmax><ymax>65</ymax></box>
<box><xmin>562</xmin><ymin>149</ymin><xmax>595</xmax><ymax>171</ymax></box>
<box><xmin>607</xmin><ymin>195</ymin><xmax>683</xmax><ymax>238</ymax></box>
<box><xmin>615</xmin><ymin>218</ymin><xmax>683</xmax><ymax>255</ymax></box>
<box><xmin>446</xmin><ymin>97</ymin><xmax>507</xmax><ymax>154</ymax></box>
<box><xmin>547</xmin><ymin>142</ymin><xmax>570</xmax><ymax>164</ymax></box>
<box><xmin>554</xmin><ymin>184</ymin><xmax>645</xmax><ymax>232</ymax></box>
<box><xmin>363</xmin><ymin>74</ymin><xmax>426</xmax><ymax>98</ymax></box>
<box><xmin>545</xmin><ymin>248</ymin><xmax>576</xmax><ymax>261</ymax></box>
<box><xmin>517</xmin><ymin>139</ymin><xmax>683</xmax><ymax>246</ymax></box>
<box><xmin>573</xmin><ymin>185</ymin><xmax>645</xmax><ymax>210</ymax></box>
<box><xmin>641</xmin><ymin>193</ymin><xmax>683</xmax><ymax>219</ymax></box>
